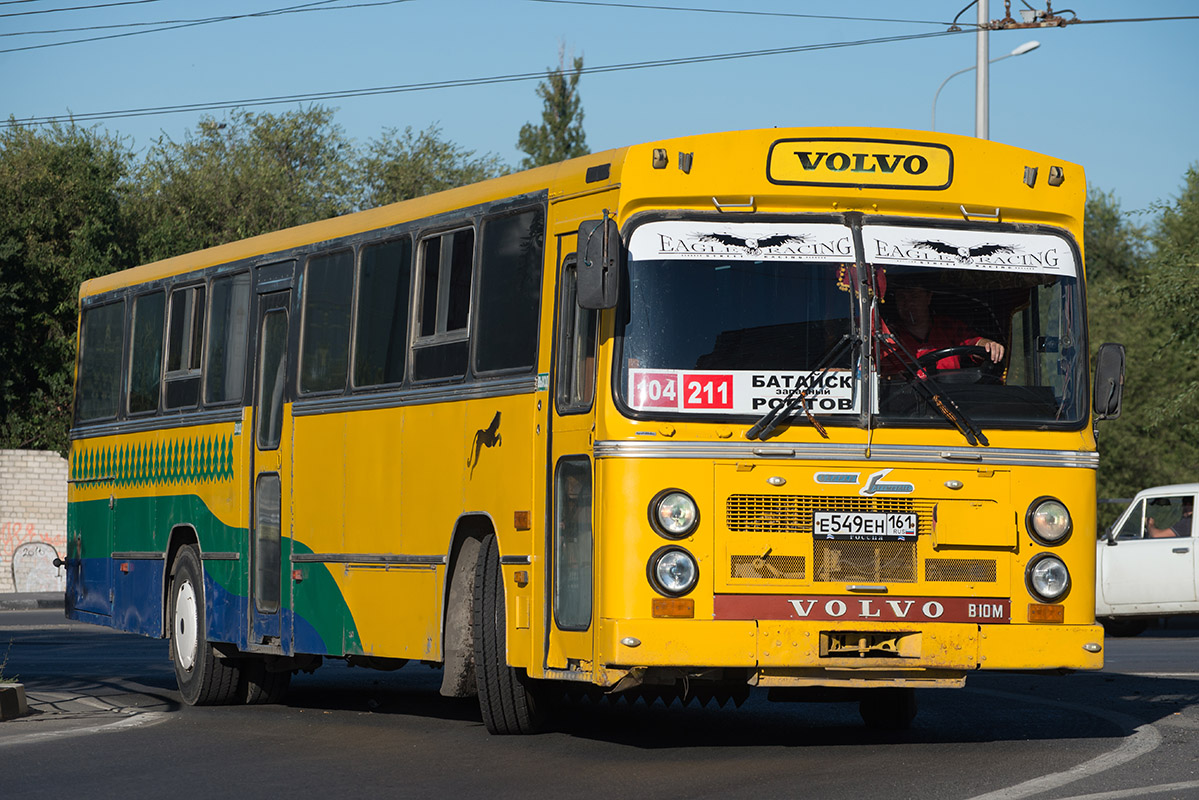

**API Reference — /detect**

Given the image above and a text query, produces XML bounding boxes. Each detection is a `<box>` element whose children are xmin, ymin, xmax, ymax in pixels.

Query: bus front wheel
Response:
<box><xmin>170</xmin><ymin>545</ymin><xmax>240</xmax><ymax>705</ymax></box>
<box><xmin>859</xmin><ymin>688</ymin><xmax>917</xmax><ymax>730</ymax></box>
<box><xmin>472</xmin><ymin>534</ymin><xmax>548</xmax><ymax>734</ymax></box>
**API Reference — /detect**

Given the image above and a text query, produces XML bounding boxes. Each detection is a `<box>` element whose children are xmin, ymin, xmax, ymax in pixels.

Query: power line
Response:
<box><xmin>1</xmin><ymin>0</ymin><xmax>411</xmax><ymax>40</ymax></box>
<box><xmin>4</xmin><ymin>28</ymin><xmax>969</xmax><ymax>128</ymax></box>
<box><xmin>523</xmin><ymin>0</ymin><xmax>960</xmax><ymax>27</ymax></box>
<box><xmin>0</xmin><ymin>0</ymin><xmax>164</xmax><ymax>19</ymax></box>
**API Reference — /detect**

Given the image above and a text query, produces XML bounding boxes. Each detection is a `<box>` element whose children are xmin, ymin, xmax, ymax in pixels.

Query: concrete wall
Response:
<box><xmin>0</xmin><ymin>450</ymin><xmax>67</xmax><ymax>593</ymax></box>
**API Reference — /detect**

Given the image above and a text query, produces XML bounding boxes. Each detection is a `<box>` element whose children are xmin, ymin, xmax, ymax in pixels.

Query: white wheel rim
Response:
<box><xmin>174</xmin><ymin>579</ymin><xmax>199</xmax><ymax>671</ymax></box>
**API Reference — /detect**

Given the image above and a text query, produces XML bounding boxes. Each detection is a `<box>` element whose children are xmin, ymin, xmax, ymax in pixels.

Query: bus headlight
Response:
<box><xmin>648</xmin><ymin>546</ymin><xmax>699</xmax><ymax>597</ymax></box>
<box><xmin>649</xmin><ymin>489</ymin><xmax>699</xmax><ymax>539</ymax></box>
<box><xmin>1026</xmin><ymin>497</ymin><xmax>1072</xmax><ymax>545</ymax></box>
<box><xmin>1026</xmin><ymin>554</ymin><xmax>1071</xmax><ymax>602</ymax></box>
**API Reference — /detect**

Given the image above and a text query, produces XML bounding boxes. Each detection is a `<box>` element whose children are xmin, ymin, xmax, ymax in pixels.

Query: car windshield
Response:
<box><xmin>617</xmin><ymin>219</ymin><xmax>1087</xmax><ymax>430</ymax></box>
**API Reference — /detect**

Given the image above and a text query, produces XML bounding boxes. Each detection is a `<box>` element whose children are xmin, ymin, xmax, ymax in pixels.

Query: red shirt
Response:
<box><xmin>882</xmin><ymin>316</ymin><xmax>982</xmax><ymax>372</ymax></box>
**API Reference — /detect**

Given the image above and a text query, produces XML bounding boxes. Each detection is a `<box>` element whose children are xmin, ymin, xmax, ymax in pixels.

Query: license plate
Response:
<box><xmin>813</xmin><ymin>511</ymin><xmax>918</xmax><ymax>541</ymax></box>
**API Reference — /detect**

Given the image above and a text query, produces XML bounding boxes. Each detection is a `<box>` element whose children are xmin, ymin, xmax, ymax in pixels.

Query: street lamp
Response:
<box><xmin>931</xmin><ymin>40</ymin><xmax>1040</xmax><ymax>133</ymax></box>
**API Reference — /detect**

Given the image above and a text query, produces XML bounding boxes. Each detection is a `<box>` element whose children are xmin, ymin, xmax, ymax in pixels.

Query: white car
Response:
<box><xmin>1096</xmin><ymin>483</ymin><xmax>1199</xmax><ymax>636</ymax></box>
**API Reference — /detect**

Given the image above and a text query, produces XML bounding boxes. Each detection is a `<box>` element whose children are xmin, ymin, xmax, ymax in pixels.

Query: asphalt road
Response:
<box><xmin>4</xmin><ymin>608</ymin><xmax>1199</xmax><ymax>800</ymax></box>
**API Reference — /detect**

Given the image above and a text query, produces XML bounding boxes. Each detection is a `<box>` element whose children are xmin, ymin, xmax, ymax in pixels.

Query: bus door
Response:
<box><xmin>547</xmin><ymin>254</ymin><xmax>599</xmax><ymax>671</ymax></box>
<box><xmin>249</xmin><ymin>287</ymin><xmax>292</xmax><ymax>648</ymax></box>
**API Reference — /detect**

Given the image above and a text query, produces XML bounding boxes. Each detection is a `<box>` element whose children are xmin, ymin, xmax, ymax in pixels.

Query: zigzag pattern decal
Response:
<box><xmin>71</xmin><ymin>435</ymin><xmax>236</xmax><ymax>487</ymax></box>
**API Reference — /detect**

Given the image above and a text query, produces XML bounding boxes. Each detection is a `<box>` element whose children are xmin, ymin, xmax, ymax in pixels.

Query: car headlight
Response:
<box><xmin>1027</xmin><ymin>554</ymin><xmax>1071</xmax><ymax>602</ymax></box>
<box><xmin>1026</xmin><ymin>497</ymin><xmax>1072</xmax><ymax>545</ymax></box>
<box><xmin>649</xmin><ymin>489</ymin><xmax>699</xmax><ymax>539</ymax></box>
<box><xmin>648</xmin><ymin>546</ymin><xmax>699</xmax><ymax>597</ymax></box>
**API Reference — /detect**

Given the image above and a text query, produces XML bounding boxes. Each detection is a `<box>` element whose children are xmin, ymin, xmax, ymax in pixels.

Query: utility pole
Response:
<box><xmin>976</xmin><ymin>0</ymin><xmax>989</xmax><ymax>139</ymax></box>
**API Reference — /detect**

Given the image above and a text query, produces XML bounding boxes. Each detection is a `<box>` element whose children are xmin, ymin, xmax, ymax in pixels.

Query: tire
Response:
<box><xmin>170</xmin><ymin>545</ymin><xmax>241</xmax><ymax>705</ymax></box>
<box><xmin>1101</xmin><ymin>618</ymin><xmax>1149</xmax><ymax>638</ymax></box>
<box><xmin>472</xmin><ymin>534</ymin><xmax>547</xmax><ymax>734</ymax></box>
<box><xmin>239</xmin><ymin>657</ymin><xmax>291</xmax><ymax>704</ymax></box>
<box><xmin>859</xmin><ymin>688</ymin><xmax>917</xmax><ymax>730</ymax></box>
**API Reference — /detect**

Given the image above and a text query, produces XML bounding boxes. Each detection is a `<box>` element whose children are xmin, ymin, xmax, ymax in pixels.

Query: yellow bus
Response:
<box><xmin>66</xmin><ymin>126</ymin><xmax>1125</xmax><ymax>732</ymax></box>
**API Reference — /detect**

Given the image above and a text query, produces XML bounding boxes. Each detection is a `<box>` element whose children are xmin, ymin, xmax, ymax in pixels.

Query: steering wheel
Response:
<box><xmin>916</xmin><ymin>345</ymin><xmax>1003</xmax><ymax>384</ymax></box>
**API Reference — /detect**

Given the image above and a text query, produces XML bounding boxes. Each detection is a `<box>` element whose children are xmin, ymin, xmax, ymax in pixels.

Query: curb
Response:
<box><xmin>0</xmin><ymin>684</ymin><xmax>29</xmax><ymax>721</ymax></box>
<box><xmin>0</xmin><ymin>594</ymin><xmax>65</xmax><ymax>611</ymax></box>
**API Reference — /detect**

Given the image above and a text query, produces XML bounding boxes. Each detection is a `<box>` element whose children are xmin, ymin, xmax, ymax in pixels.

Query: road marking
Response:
<box><xmin>1048</xmin><ymin>780</ymin><xmax>1199</xmax><ymax>800</ymax></box>
<box><xmin>0</xmin><ymin>710</ymin><xmax>169</xmax><ymax>748</ymax></box>
<box><xmin>963</xmin><ymin>688</ymin><xmax>1162</xmax><ymax>800</ymax></box>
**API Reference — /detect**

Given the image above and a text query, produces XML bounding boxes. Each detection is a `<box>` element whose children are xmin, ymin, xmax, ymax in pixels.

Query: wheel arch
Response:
<box><xmin>438</xmin><ymin>513</ymin><xmax>496</xmax><ymax>697</ymax></box>
<box><xmin>162</xmin><ymin>524</ymin><xmax>200</xmax><ymax>637</ymax></box>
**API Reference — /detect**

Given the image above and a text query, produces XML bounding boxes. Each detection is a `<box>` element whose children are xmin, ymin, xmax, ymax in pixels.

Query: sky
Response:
<box><xmin>3</xmin><ymin>0</ymin><xmax>1197</xmax><ymax>217</ymax></box>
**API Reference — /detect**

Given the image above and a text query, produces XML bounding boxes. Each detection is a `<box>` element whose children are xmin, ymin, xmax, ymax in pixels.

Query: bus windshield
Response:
<box><xmin>618</xmin><ymin>220</ymin><xmax>1086</xmax><ymax>429</ymax></box>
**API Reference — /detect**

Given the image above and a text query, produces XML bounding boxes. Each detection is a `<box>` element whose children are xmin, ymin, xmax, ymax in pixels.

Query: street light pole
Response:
<box><xmin>977</xmin><ymin>0</ymin><xmax>990</xmax><ymax>138</ymax></box>
<box><xmin>931</xmin><ymin>40</ymin><xmax>1040</xmax><ymax>134</ymax></box>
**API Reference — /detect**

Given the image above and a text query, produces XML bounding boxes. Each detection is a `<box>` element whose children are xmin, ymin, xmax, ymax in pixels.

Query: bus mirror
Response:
<box><xmin>577</xmin><ymin>217</ymin><xmax>621</xmax><ymax>309</ymax></box>
<box><xmin>1093</xmin><ymin>342</ymin><xmax>1125</xmax><ymax>420</ymax></box>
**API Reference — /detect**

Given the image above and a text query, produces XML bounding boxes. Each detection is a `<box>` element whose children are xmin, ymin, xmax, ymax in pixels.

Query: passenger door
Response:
<box><xmin>547</xmin><ymin>254</ymin><xmax>599</xmax><ymax>672</ymax></box>
<box><xmin>249</xmin><ymin>288</ymin><xmax>292</xmax><ymax>648</ymax></box>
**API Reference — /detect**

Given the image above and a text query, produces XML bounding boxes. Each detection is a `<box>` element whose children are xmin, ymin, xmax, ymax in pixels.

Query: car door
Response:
<box><xmin>1100</xmin><ymin>492</ymin><xmax>1198</xmax><ymax>614</ymax></box>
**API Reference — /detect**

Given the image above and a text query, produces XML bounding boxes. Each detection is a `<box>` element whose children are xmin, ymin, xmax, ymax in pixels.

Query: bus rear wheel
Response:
<box><xmin>472</xmin><ymin>534</ymin><xmax>548</xmax><ymax>734</ymax></box>
<box><xmin>170</xmin><ymin>545</ymin><xmax>240</xmax><ymax>705</ymax></box>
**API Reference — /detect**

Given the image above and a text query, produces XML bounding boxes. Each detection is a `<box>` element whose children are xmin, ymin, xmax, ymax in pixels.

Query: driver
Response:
<box><xmin>883</xmin><ymin>284</ymin><xmax>1004</xmax><ymax>371</ymax></box>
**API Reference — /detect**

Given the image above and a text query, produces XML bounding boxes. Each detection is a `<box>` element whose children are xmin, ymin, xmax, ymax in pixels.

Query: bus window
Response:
<box><xmin>165</xmin><ymin>285</ymin><xmax>206</xmax><ymax>409</ymax></box>
<box><xmin>128</xmin><ymin>291</ymin><xmax>165</xmax><ymax>415</ymax></box>
<box><xmin>300</xmin><ymin>249</ymin><xmax>354</xmax><ymax>394</ymax></box>
<box><xmin>554</xmin><ymin>457</ymin><xmax>592</xmax><ymax>631</ymax></box>
<box><xmin>75</xmin><ymin>300</ymin><xmax>124</xmax><ymax>422</ymax></box>
<box><xmin>475</xmin><ymin>208</ymin><xmax>544</xmax><ymax>374</ymax></box>
<box><xmin>256</xmin><ymin>309</ymin><xmax>288</xmax><ymax>450</ymax></box>
<box><xmin>555</xmin><ymin>260</ymin><xmax>598</xmax><ymax>413</ymax></box>
<box><xmin>354</xmin><ymin>238</ymin><xmax>411</xmax><ymax>388</ymax></box>
<box><xmin>413</xmin><ymin>227</ymin><xmax>474</xmax><ymax>381</ymax></box>
<box><xmin>204</xmin><ymin>272</ymin><xmax>251</xmax><ymax>405</ymax></box>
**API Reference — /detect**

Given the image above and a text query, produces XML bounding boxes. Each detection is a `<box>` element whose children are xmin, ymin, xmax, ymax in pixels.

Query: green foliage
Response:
<box><xmin>357</xmin><ymin>124</ymin><xmax>507</xmax><ymax>208</ymax></box>
<box><xmin>0</xmin><ymin>121</ymin><xmax>135</xmax><ymax>452</ymax></box>
<box><xmin>131</xmin><ymin>107</ymin><xmax>356</xmax><ymax>263</ymax></box>
<box><xmin>1090</xmin><ymin>169</ymin><xmax>1199</xmax><ymax>518</ymax></box>
<box><xmin>1084</xmin><ymin>189</ymin><xmax>1146</xmax><ymax>281</ymax></box>
<box><xmin>516</xmin><ymin>49</ymin><xmax>589</xmax><ymax>170</ymax></box>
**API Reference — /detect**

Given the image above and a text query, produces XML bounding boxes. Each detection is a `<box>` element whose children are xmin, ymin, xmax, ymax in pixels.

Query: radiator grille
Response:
<box><xmin>730</xmin><ymin>554</ymin><xmax>806</xmax><ymax>580</ymax></box>
<box><xmin>925</xmin><ymin>558</ymin><xmax>997</xmax><ymax>583</ymax></box>
<box><xmin>727</xmin><ymin>495</ymin><xmax>936</xmax><ymax>535</ymax></box>
<box><xmin>813</xmin><ymin>539</ymin><xmax>916</xmax><ymax>583</ymax></box>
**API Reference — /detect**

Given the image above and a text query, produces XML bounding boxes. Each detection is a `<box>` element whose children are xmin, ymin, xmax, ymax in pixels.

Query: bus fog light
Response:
<box><xmin>650</xmin><ymin>489</ymin><xmax>699</xmax><ymax>538</ymax></box>
<box><xmin>1027</xmin><ymin>555</ymin><xmax>1070</xmax><ymax>602</ymax></box>
<box><xmin>1026</xmin><ymin>497</ymin><xmax>1072</xmax><ymax>544</ymax></box>
<box><xmin>648</xmin><ymin>546</ymin><xmax>699</xmax><ymax>597</ymax></box>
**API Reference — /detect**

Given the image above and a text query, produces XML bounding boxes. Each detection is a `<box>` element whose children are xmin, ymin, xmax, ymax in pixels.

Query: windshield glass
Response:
<box><xmin>867</xmin><ymin>224</ymin><xmax>1086</xmax><ymax>427</ymax></box>
<box><xmin>617</xmin><ymin>219</ymin><xmax>1087</xmax><ymax>430</ymax></box>
<box><xmin>619</xmin><ymin>222</ymin><xmax>859</xmax><ymax>418</ymax></box>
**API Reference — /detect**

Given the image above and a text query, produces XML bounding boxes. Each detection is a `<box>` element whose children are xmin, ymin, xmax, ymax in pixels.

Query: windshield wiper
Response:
<box><xmin>877</xmin><ymin>331</ymin><xmax>989</xmax><ymax>447</ymax></box>
<box><xmin>746</xmin><ymin>334</ymin><xmax>854</xmax><ymax>441</ymax></box>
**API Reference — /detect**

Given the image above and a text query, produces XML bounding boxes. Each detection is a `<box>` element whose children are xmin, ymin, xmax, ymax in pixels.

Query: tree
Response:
<box><xmin>130</xmin><ymin>106</ymin><xmax>355</xmax><ymax>263</ymax></box>
<box><xmin>1090</xmin><ymin>169</ymin><xmax>1199</xmax><ymax>514</ymax></box>
<box><xmin>356</xmin><ymin>124</ymin><xmax>507</xmax><ymax>208</ymax></box>
<box><xmin>0</xmin><ymin>121</ymin><xmax>136</xmax><ymax>451</ymax></box>
<box><xmin>516</xmin><ymin>48</ymin><xmax>589</xmax><ymax>170</ymax></box>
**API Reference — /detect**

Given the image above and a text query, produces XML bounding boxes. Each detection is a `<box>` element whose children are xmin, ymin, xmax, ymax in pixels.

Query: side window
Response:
<box><xmin>165</xmin><ymin>285</ymin><xmax>206</xmax><ymax>409</ymax></box>
<box><xmin>205</xmin><ymin>273</ymin><xmax>251</xmax><ymax>405</ymax></box>
<box><xmin>75</xmin><ymin>300</ymin><xmax>125</xmax><ymax>423</ymax></box>
<box><xmin>475</xmin><ymin>208</ymin><xmax>545</xmax><ymax>374</ymax></box>
<box><xmin>1145</xmin><ymin>496</ymin><xmax>1193</xmax><ymax>539</ymax></box>
<box><xmin>554</xmin><ymin>457</ymin><xmax>593</xmax><ymax>631</ymax></box>
<box><xmin>354</xmin><ymin>238</ymin><xmax>412</xmax><ymax>388</ymax></box>
<box><xmin>556</xmin><ymin>259</ymin><xmax>599</xmax><ymax>413</ymax></box>
<box><xmin>256</xmin><ymin>309</ymin><xmax>289</xmax><ymax>450</ymax></box>
<box><xmin>413</xmin><ymin>227</ymin><xmax>474</xmax><ymax>381</ymax></box>
<box><xmin>300</xmin><ymin>249</ymin><xmax>354</xmax><ymax>394</ymax></box>
<box><xmin>128</xmin><ymin>291</ymin><xmax>165</xmax><ymax>415</ymax></box>
<box><xmin>1115</xmin><ymin>501</ymin><xmax>1145</xmax><ymax>540</ymax></box>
